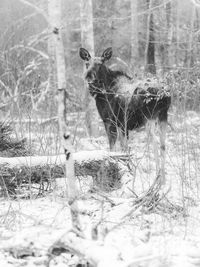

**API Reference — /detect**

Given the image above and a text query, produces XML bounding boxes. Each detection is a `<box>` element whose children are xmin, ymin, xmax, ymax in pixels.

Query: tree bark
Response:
<box><xmin>80</xmin><ymin>0</ymin><xmax>99</xmax><ymax>137</ymax></box>
<box><xmin>164</xmin><ymin>1</ymin><xmax>173</xmax><ymax>71</ymax></box>
<box><xmin>131</xmin><ymin>0</ymin><xmax>139</xmax><ymax>70</ymax></box>
<box><xmin>175</xmin><ymin>0</ymin><xmax>181</xmax><ymax>65</ymax></box>
<box><xmin>47</xmin><ymin>0</ymin><xmax>57</xmax><ymax>117</ymax></box>
<box><xmin>184</xmin><ymin>4</ymin><xmax>196</xmax><ymax>68</ymax></box>
<box><xmin>145</xmin><ymin>0</ymin><xmax>156</xmax><ymax>75</ymax></box>
<box><xmin>50</xmin><ymin>0</ymin><xmax>80</xmax><ymax>230</ymax></box>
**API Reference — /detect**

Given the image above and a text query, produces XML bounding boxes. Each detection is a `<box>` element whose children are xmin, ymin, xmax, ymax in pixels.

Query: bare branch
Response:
<box><xmin>17</xmin><ymin>0</ymin><xmax>49</xmax><ymax>24</ymax></box>
<box><xmin>0</xmin><ymin>79</ymin><xmax>12</xmax><ymax>97</ymax></box>
<box><xmin>190</xmin><ymin>0</ymin><xmax>200</xmax><ymax>7</ymax></box>
<box><xmin>9</xmin><ymin>45</ymin><xmax>49</xmax><ymax>59</ymax></box>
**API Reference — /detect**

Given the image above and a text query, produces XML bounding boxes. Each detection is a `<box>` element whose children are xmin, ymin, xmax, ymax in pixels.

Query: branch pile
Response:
<box><xmin>0</xmin><ymin>121</ymin><xmax>30</xmax><ymax>157</ymax></box>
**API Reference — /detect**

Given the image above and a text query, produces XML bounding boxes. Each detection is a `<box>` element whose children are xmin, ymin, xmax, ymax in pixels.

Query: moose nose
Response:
<box><xmin>85</xmin><ymin>71</ymin><xmax>96</xmax><ymax>83</ymax></box>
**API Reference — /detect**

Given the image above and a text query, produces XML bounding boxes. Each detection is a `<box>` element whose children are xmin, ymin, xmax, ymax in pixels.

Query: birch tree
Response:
<box><xmin>145</xmin><ymin>0</ymin><xmax>156</xmax><ymax>74</ymax></box>
<box><xmin>175</xmin><ymin>0</ymin><xmax>181</xmax><ymax>65</ymax></box>
<box><xmin>164</xmin><ymin>1</ymin><xmax>173</xmax><ymax>71</ymax></box>
<box><xmin>184</xmin><ymin>4</ymin><xmax>196</xmax><ymax>68</ymax></box>
<box><xmin>131</xmin><ymin>0</ymin><xmax>139</xmax><ymax>69</ymax></box>
<box><xmin>50</xmin><ymin>0</ymin><xmax>80</xmax><ymax>230</ymax></box>
<box><xmin>47</xmin><ymin>0</ymin><xmax>57</xmax><ymax>116</ymax></box>
<box><xmin>80</xmin><ymin>0</ymin><xmax>99</xmax><ymax>137</ymax></box>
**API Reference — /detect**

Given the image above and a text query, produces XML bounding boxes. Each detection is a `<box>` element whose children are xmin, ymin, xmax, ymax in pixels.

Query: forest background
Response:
<box><xmin>0</xmin><ymin>0</ymin><xmax>199</xmax><ymax>126</ymax></box>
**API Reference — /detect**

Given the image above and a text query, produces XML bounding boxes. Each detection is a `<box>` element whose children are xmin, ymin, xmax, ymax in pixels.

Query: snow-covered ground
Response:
<box><xmin>1</xmin><ymin>111</ymin><xmax>200</xmax><ymax>266</ymax></box>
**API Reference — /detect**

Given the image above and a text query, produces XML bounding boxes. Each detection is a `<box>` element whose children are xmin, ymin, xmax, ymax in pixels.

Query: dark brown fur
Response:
<box><xmin>80</xmin><ymin>47</ymin><xmax>171</xmax><ymax>151</ymax></box>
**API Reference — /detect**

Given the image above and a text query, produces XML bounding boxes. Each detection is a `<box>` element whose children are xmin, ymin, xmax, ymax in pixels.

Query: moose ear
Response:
<box><xmin>101</xmin><ymin>47</ymin><xmax>112</xmax><ymax>62</ymax></box>
<box><xmin>79</xmin><ymin>48</ymin><xmax>91</xmax><ymax>61</ymax></box>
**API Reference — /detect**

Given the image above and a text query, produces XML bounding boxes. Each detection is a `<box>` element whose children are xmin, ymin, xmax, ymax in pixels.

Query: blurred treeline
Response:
<box><xmin>0</xmin><ymin>0</ymin><xmax>200</xmax><ymax>119</ymax></box>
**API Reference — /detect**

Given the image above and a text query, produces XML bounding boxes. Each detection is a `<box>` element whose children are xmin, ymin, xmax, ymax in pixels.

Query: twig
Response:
<box><xmin>17</xmin><ymin>0</ymin><xmax>49</xmax><ymax>24</ymax></box>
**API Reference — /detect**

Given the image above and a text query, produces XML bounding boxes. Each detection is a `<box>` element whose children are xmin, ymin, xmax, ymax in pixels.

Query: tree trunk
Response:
<box><xmin>50</xmin><ymin>0</ymin><xmax>80</xmax><ymax>230</ymax></box>
<box><xmin>145</xmin><ymin>0</ymin><xmax>156</xmax><ymax>75</ymax></box>
<box><xmin>47</xmin><ymin>0</ymin><xmax>57</xmax><ymax>117</ymax></box>
<box><xmin>164</xmin><ymin>1</ymin><xmax>173</xmax><ymax>71</ymax></box>
<box><xmin>130</xmin><ymin>0</ymin><xmax>139</xmax><ymax>70</ymax></box>
<box><xmin>175</xmin><ymin>0</ymin><xmax>180</xmax><ymax>65</ymax></box>
<box><xmin>80</xmin><ymin>0</ymin><xmax>99</xmax><ymax>137</ymax></box>
<box><xmin>184</xmin><ymin>4</ymin><xmax>196</xmax><ymax>68</ymax></box>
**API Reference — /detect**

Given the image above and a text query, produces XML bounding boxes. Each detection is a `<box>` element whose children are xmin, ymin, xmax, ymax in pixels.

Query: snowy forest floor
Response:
<box><xmin>1</xmin><ymin>110</ymin><xmax>200</xmax><ymax>266</ymax></box>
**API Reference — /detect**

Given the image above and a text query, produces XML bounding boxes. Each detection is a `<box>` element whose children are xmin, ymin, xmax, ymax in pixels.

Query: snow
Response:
<box><xmin>1</xmin><ymin>111</ymin><xmax>200</xmax><ymax>266</ymax></box>
<box><xmin>0</xmin><ymin>150</ymin><xmax>119</xmax><ymax>167</ymax></box>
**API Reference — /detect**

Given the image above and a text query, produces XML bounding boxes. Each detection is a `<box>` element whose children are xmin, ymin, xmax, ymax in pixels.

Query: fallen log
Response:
<box><xmin>1</xmin><ymin>229</ymin><xmax>157</xmax><ymax>267</ymax></box>
<box><xmin>0</xmin><ymin>151</ymin><xmax>128</xmax><ymax>196</ymax></box>
<box><xmin>47</xmin><ymin>231</ymin><xmax>158</xmax><ymax>267</ymax></box>
<box><xmin>49</xmin><ymin>232</ymin><xmax>126</xmax><ymax>267</ymax></box>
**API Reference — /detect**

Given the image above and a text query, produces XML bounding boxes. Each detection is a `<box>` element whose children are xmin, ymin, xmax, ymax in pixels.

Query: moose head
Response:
<box><xmin>79</xmin><ymin>48</ymin><xmax>113</xmax><ymax>95</ymax></box>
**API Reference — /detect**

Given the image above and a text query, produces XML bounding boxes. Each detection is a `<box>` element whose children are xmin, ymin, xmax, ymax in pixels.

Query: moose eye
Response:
<box><xmin>85</xmin><ymin>62</ymin><xmax>89</xmax><ymax>69</ymax></box>
<box><xmin>86</xmin><ymin>72</ymin><xmax>92</xmax><ymax>79</ymax></box>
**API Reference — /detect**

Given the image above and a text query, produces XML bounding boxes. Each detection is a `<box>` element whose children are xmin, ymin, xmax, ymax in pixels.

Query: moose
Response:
<box><xmin>79</xmin><ymin>47</ymin><xmax>171</xmax><ymax>184</ymax></box>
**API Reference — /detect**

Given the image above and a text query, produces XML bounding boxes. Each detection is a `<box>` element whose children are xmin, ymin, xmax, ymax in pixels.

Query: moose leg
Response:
<box><xmin>104</xmin><ymin>121</ymin><xmax>117</xmax><ymax>151</ymax></box>
<box><xmin>118</xmin><ymin>128</ymin><xmax>129</xmax><ymax>152</ymax></box>
<box><xmin>148</xmin><ymin>121</ymin><xmax>160</xmax><ymax>176</ymax></box>
<box><xmin>159</xmin><ymin>121</ymin><xmax>167</xmax><ymax>185</ymax></box>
